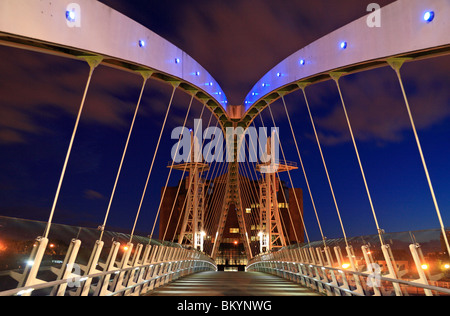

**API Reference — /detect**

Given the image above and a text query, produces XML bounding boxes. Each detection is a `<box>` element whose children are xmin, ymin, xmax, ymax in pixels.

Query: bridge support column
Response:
<box><xmin>174</xmin><ymin>130</ymin><xmax>208</xmax><ymax>252</ymax></box>
<box><xmin>409</xmin><ymin>243</ymin><xmax>433</xmax><ymax>296</ymax></box>
<box><xmin>51</xmin><ymin>238</ymin><xmax>81</xmax><ymax>296</ymax></box>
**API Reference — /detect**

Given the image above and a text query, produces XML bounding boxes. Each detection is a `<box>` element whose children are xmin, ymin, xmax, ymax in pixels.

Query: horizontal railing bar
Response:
<box><xmin>0</xmin><ymin>259</ymin><xmax>216</xmax><ymax>297</ymax></box>
<box><xmin>106</xmin><ymin>260</ymin><xmax>217</xmax><ymax>296</ymax></box>
<box><xmin>248</xmin><ymin>260</ymin><xmax>450</xmax><ymax>295</ymax></box>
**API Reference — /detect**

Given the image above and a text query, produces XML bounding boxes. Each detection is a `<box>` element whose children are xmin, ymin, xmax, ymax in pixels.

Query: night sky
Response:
<box><xmin>0</xmin><ymin>0</ymin><xmax>449</xmax><ymax>243</ymax></box>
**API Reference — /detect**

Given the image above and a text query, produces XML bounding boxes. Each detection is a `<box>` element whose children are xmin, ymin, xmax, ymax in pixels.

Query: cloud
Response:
<box><xmin>173</xmin><ymin>0</ymin><xmax>396</xmax><ymax>104</ymax></box>
<box><xmin>0</xmin><ymin>45</ymin><xmax>152</xmax><ymax>145</ymax></box>
<box><xmin>84</xmin><ymin>189</ymin><xmax>106</xmax><ymax>201</ymax></box>
<box><xmin>1</xmin><ymin>0</ymin><xmax>443</xmax><ymax>149</ymax></box>
<box><xmin>309</xmin><ymin>58</ymin><xmax>450</xmax><ymax>146</ymax></box>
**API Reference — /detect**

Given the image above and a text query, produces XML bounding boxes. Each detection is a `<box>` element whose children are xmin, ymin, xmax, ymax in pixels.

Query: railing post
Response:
<box><xmin>409</xmin><ymin>243</ymin><xmax>433</xmax><ymax>296</ymax></box>
<box><xmin>77</xmin><ymin>239</ymin><xmax>104</xmax><ymax>296</ymax></box>
<box><xmin>52</xmin><ymin>239</ymin><xmax>81</xmax><ymax>296</ymax></box>
<box><xmin>323</xmin><ymin>246</ymin><xmax>339</xmax><ymax>295</ymax></box>
<box><xmin>334</xmin><ymin>247</ymin><xmax>351</xmax><ymax>294</ymax></box>
<box><xmin>361</xmin><ymin>245</ymin><xmax>381</xmax><ymax>296</ymax></box>
<box><xmin>346</xmin><ymin>245</ymin><xmax>364</xmax><ymax>295</ymax></box>
<box><xmin>94</xmin><ymin>241</ymin><xmax>120</xmax><ymax>296</ymax></box>
<box><xmin>13</xmin><ymin>236</ymin><xmax>48</xmax><ymax>296</ymax></box>
<box><xmin>381</xmin><ymin>244</ymin><xmax>404</xmax><ymax>296</ymax></box>
<box><xmin>124</xmin><ymin>243</ymin><xmax>143</xmax><ymax>296</ymax></box>
<box><xmin>111</xmin><ymin>242</ymin><xmax>133</xmax><ymax>294</ymax></box>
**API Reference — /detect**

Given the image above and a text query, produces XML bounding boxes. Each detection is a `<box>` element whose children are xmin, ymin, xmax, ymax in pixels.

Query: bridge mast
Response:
<box><xmin>257</xmin><ymin>133</ymin><xmax>298</xmax><ymax>253</ymax></box>
<box><xmin>171</xmin><ymin>131</ymin><xmax>208</xmax><ymax>252</ymax></box>
<box><xmin>211</xmin><ymin>106</ymin><xmax>252</xmax><ymax>260</ymax></box>
<box><xmin>211</xmin><ymin>122</ymin><xmax>252</xmax><ymax>260</ymax></box>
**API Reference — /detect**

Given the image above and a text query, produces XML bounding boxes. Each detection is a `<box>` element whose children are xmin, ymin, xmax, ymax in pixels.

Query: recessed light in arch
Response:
<box><xmin>423</xmin><ymin>11</ymin><xmax>435</xmax><ymax>23</ymax></box>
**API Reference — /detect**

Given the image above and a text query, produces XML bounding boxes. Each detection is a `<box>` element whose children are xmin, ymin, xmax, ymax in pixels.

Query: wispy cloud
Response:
<box><xmin>309</xmin><ymin>59</ymin><xmax>450</xmax><ymax>146</ymax></box>
<box><xmin>84</xmin><ymin>189</ymin><xmax>106</xmax><ymax>201</ymax></box>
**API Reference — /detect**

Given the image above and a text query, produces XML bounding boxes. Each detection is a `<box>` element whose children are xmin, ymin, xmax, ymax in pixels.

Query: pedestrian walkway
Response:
<box><xmin>147</xmin><ymin>271</ymin><xmax>321</xmax><ymax>296</ymax></box>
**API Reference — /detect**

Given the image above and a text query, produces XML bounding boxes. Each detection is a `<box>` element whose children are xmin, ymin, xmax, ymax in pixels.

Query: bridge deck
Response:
<box><xmin>146</xmin><ymin>271</ymin><xmax>321</xmax><ymax>296</ymax></box>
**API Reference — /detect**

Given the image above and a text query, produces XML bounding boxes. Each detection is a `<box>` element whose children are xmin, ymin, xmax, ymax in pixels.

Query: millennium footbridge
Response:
<box><xmin>0</xmin><ymin>0</ymin><xmax>449</xmax><ymax>297</ymax></box>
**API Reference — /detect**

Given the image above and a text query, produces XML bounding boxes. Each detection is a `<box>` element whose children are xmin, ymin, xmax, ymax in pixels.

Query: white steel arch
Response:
<box><xmin>0</xmin><ymin>0</ymin><xmax>229</xmax><ymax>121</ymax></box>
<box><xmin>241</xmin><ymin>0</ymin><xmax>450</xmax><ymax>123</ymax></box>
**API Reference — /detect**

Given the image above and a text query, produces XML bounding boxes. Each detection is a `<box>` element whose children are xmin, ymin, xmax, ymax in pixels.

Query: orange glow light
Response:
<box><xmin>421</xmin><ymin>264</ymin><xmax>429</xmax><ymax>270</ymax></box>
<box><xmin>234</xmin><ymin>240</ymin><xmax>238</xmax><ymax>245</ymax></box>
<box><xmin>342</xmin><ymin>263</ymin><xmax>351</xmax><ymax>269</ymax></box>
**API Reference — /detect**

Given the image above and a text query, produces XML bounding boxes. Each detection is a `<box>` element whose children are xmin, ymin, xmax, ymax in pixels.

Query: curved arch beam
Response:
<box><xmin>241</xmin><ymin>0</ymin><xmax>450</xmax><ymax>125</ymax></box>
<box><xmin>0</xmin><ymin>0</ymin><xmax>228</xmax><ymax>121</ymax></box>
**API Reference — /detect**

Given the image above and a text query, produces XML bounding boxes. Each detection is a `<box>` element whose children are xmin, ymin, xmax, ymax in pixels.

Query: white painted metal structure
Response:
<box><xmin>0</xmin><ymin>0</ymin><xmax>228</xmax><ymax>119</ymax></box>
<box><xmin>246</xmin><ymin>246</ymin><xmax>450</xmax><ymax>296</ymax></box>
<box><xmin>173</xmin><ymin>132</ymin><xmax>209</xmax><ymax>252</ymax></box>
<box><xmin>256</xmin><ymin>135</ymin><xmax>298</xmax><ymax>253</ymax></box>
<box><xmin>0</xmin><ymin>0</ymin><xmax>222</xmax><ymax>297</ymax></box>
<box><xmin>244</xmin><ymin>0</ymin><xmax>450</xmax><ymax>297</ymax></box>
<box><xmin>3</xmin><ymin>241</ymin><xmax>216</xmax><ymax>296</ymax></box>
<box><xmin>240</xmin><ymin>0</ymin><xmax>450</xmax><ymax>124</ymax></box>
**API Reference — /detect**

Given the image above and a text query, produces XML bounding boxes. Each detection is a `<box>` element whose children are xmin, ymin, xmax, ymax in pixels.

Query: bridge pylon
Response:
<box><xmin>170</xmin><ymin>130</ymin><xmax>209</xmax><ymax>252</ymax></box>
<box><xmin>256</xmin><ymin>133</ymin><xmax>298</xmax><ymax>254</ymax></box>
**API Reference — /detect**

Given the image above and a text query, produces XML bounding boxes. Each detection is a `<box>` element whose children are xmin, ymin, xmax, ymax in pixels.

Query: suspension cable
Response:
<box><xmin>97</xmin><ymin>72</ymin><xmax>151</xmax><ymax>241</ymax></box>
<box><xmin>133</xmin><ymin>83</ymin><xmax>178</xmax><ymax>243</ymax></box>
<box><xmin>201</xmin><ymin>160</ymin><xmax>228</xmax><ymax>249</ymax></box>
<box><xmin>244</xmin><ymin>126</ymin><xmax>294</xmax><ymax>245</ymax></box>
<box><xmin>281</xmin><ymin>94</ymin><xmax>326</xmax><ymax>246</ymax></box>
<box><xmin>238</xmin><ymin>159</ymin><xmax>266</xmax><ymax>245</ymax></box>
<box><xmin>194</xmin><ymin>117</ymin><xmax>223</xmax><ymax>245</ymax></box>
<box><xmin>43</xmin><ymin>56</ymin><xmax>103</xmax><ymax>239</ymax></box>
<box><xmin>388</xmin><ymin>59</ymin><xmax>450</xmax><ymax>258</ymax></box>
<box><xmin>148</xmin><ymin>95</ymin><xmax>198</xmax><ymax>241</ymax></box>
<box><xmin>331</xmin><ymin>73</ymin><xmax>384</xmax><ymax>246</ymax></box>
<box><xmin>299</xmin><ymin>85</ymin><xmax>350</xmax><ymax>248</ymax></box>
<box><xmin>259</xmin><ymin>107</ymin><xmax>311</xmax><ymax>246</ymax></box>
<box><xmin>160</xmin><ymin>103</ymin><xmax>213</xmax><ymax>242</ymax></box>
<box><xmin>251</xmin><ymin>119</ymin><xmax>299</xmax><ymax>247</ymax></box>
<box><xmin>134</xmin><ymin>92</ymin><xmax>195</xmax><ymax>242</ymax></box>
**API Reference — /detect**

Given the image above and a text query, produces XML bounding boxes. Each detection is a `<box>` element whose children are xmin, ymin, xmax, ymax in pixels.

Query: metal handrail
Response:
<box><xmin>0</xmin><ymin>258</ymin><xmax>216</xmax><ymax>297</ymax></box>
<box><xmin>247</xmin><ymin>259</ymin><xmax>450</xmax><ymax>296</ymax></box>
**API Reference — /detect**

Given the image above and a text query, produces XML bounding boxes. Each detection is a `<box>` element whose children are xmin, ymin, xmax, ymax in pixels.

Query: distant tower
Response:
<box><xmin>257</xmin><ymin>132</ymin><xmax>298</xmax><ymax>253</ymax></box>
<box><xmin>170</xmin><ymin>130</ymin><xmax>209</xmax><ymax>251</ymax></box>
<box><xmin>211</xmin><ymin>119</ymin><xmax>252</xmax><ymax>260</ymax></box>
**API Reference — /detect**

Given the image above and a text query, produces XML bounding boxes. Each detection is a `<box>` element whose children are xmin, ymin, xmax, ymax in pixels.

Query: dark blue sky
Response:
<box><xmin>0</xmin><ymin>0</ymin><xmax>449</xmax><ymax>242</ymax></box>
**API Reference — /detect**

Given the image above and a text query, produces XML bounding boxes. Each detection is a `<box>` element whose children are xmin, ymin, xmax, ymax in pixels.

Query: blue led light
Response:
<box><xmin>299</xmin><ymin>59</ymin><xmax>305</xmax><ymax>66</ymax></box>
<box><xmin>138</xmin><ymin>40</ymin><xmax>146</xmax><ymax>48</ymax></box>
<box><xmin>340</xmin><ymin>41</ymin><xmax>348</xmax><ymax>49</ymax></box>
<box><xmin>175</xmin><ymin>58</ymin><xmax>181</xmax><ymax>64</ymax></box>
<box><xmin>423</xmin><ymin>11</ymin><xmax>435</xmax><ymax>23</ymax></box>
<box><xmin>276</xmin><ymin>72</ymin><xmax>282</xmax><ymax>77</ymax></box>
<box><xmin>195</xmin><ymin>71</ymin><xmax>200</xmax><ymax>76</ymax></box>
<box><xmin>66</xmin><ymin>10</ymin><xmax>76</xmax><ymax>22</ymax></box>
